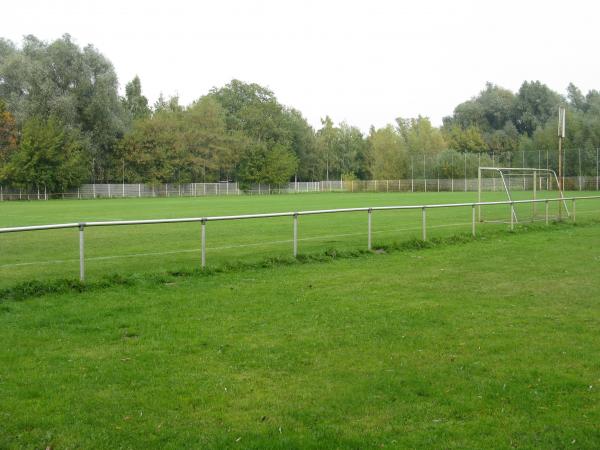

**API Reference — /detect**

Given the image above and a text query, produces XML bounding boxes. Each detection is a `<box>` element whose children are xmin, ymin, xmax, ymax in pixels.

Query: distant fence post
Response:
<box><xmin>0</xmin><ymin>185</ymin><xmax>3</xmax><ymax>201</ymax></box>
<box><xmin>79</xmin><ymin>223</ymin><xmax>85</xmax><ymax>281</ymax></box>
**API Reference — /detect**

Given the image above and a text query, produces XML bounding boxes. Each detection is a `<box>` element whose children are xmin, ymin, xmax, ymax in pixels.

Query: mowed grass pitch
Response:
<box><xmin>1</xmin><ymin>191</ymin><xmax>600</xmax><ymax>288</ymax></box>
<box><xmin>1</xmin><ymin>223</ymin><xmax>600</xmax><ymax>448</ymax></box>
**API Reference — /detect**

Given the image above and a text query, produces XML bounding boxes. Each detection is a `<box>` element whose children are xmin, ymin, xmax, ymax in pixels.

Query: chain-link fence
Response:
<box><xmin>1</xmin><ymin>149</ymin><xmax>599</xmax><ymax>200</ymax></box>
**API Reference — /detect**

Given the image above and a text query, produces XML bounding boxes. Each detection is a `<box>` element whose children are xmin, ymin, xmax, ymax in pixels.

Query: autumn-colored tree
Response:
<box><xmin>0</xmin><ymin>99</ymin><xmax>18</xmax><ymax>170</ymax></box>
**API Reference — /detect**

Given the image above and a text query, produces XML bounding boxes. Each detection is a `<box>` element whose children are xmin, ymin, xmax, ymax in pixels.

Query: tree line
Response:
<box><xmin>1</xmin><ymin>35</ymin><xmax>600</xmax><ymax>191</ymax></box>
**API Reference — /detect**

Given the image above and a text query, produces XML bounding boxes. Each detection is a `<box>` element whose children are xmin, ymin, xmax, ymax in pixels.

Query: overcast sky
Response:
<box><xmin>3</xmin><ymin>0</ymin><xmax>599</xmax><ymax>131</ymax></box>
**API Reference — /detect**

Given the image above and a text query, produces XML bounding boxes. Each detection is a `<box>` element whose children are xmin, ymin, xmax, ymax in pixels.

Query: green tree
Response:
<box><xmin>336</xmin><ymin>122</ymin><xmax>367</xmax><ymax>178</ymax></box>
<box><xmin>123</xmin><ymin>76</ymin><xmax>150</xmax><ymax>120</ymax></box>
<box><xmin>513</xmin><ymin>81</ymin><xmax>562</xmax><ymax>136</ymax></box>
<box><xmin>445</xmin><ymin>83</ymin><xmax>516</xmax><ymax>132</ymax></box>
<box><xmin>1</xmin><ymin>117</ymin><xmax>88</xmax><ymax>190</ymax></box>
<box><xmin>0</xmin><ymin>99</ymin><xmax>18</xmax><ymax>169</ymax></box>
<box><xmin>119</xmin><ymin>96</ymin><xmax>238</xmax><ymax>183</ymax></box>
<box><xmin>209</xmin><ymin>79</ymin><xmax>300</xmax><ymax>183</ymax></box>
<box><xmin>237</xmin><ymin>142</ymin><xmax>297</xmax><ymax>186</ymax></box>
<box><xmin>368</xmin><ymin>125</ymin><xmax>407</xmax><ymax>179</ymax></box>
<box><xmin>567</xmin><ymin>83</ymin><xmax>586</xmax><ymax>112</ymax></box>
<box><xmin>315</xmin><ymin>116</ymin><xmax>339</xmax><ymax>180</ymax></box>
<box><xmin>397</xmin><ymin>116</ymin><xmax>446</xmax><ymax>154</ymax></box>
<box><xmin>283</xmin><ymin>108</ymin><xmax>318</xmax><ymax>180</ymax></box>
<box><xmin>183</xmin><ymin>96</ymin><xmax>237</xmax><ymax>181</ymax></box>
<box><xmin>443</xmin><ymin>124</ymin><xmax>486</xmax><ymax>152</ymax></box>
<box><xmin>0</xmin><ymin>34</ymin><xmax>127</xmax><ymax>181</ymax></box>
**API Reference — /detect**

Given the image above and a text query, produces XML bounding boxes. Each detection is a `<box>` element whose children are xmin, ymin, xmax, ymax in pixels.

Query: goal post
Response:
<box><xmin>478</xmin><ymin>167</ymin><xmax>569</xmax><ymax>223</ymax></box>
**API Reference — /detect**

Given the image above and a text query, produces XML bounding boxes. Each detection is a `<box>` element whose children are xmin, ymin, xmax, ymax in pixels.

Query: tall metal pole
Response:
<box><xmin>122</xmin><ymin>158</ymin><xmax>125</xmax><ymax>198</ymax></box>
<box><xmin>532</xmin><ymin>170</ymin><xmax>537</xmax><ymax>220</ymax></box>
<box><xmin>477</xmin><ymin>167</ymin><xmax>482</xmax><ymax>222</ymax></box>
<box><xmin>558</xmin><ymin>107</ymin><xmax>566</xmax><ymax>217</ymax></box>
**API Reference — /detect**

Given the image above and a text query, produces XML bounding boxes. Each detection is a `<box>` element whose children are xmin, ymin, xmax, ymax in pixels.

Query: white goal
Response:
<box><xmin>477</xmin><ymin>167</ymin><xmax>570</xmax><ymax>223</ymax></box>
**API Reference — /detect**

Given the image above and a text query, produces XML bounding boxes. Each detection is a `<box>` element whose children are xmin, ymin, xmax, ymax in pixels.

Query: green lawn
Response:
<box><xmin>1</xmin><ymin>222</ymin><xmax>599</xmax><ymax>448</ymax></box>
<box><xmin>1</xmin><ymin>191</ymin><xmax>599</xmax><ymax>288</ymax></box>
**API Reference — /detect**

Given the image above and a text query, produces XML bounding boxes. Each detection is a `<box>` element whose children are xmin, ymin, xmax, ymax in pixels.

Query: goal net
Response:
<box><xmin>477</xmin><ymin>167</ymin><xmax>569</xmax><ymax>224</ymax></box>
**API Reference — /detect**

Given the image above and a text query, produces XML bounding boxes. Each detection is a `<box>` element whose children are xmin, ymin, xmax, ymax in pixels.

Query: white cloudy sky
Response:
<box><xmin>3</xmin><ymin>0</ymin><xmax>599</xmax><ymax>131</ymax></box>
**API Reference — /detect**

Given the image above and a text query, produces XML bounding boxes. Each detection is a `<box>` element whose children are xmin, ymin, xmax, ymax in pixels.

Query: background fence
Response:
<box><xmin>1</xmin><ymin>177</ymin><xmax>599</xmax><ymax>201</ymax></box>
<box><xmin>2</xmin><ymin>148</ymin><xmax>600</xmax><ymax>200</ymax></box>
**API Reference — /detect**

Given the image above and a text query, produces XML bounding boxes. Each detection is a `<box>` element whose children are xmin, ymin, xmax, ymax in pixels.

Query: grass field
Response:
<box><xmin>1</xmin><ymin>191</ymin><xmax>600</xmax><ymax>289</ymax></box>
<box><xmin>1</xmin><ymin>217</ymin><xmax>600</xmax><ymax>448</ymax></box>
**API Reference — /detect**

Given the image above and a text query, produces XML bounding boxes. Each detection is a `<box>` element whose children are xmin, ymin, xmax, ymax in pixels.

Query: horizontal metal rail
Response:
<box><xmin>2</xmin><ymin>196</ymin><xmax>599</xmax><ymax>234</ymax></box>
<box><xmin>1</xmin><ymin>195</ymin><xmax>599</xmax><ymax>282</ymax></box>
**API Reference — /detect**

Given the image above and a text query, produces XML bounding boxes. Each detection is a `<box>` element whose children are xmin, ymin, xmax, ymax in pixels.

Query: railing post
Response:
<box><xmin>510</xmin><ymin>202</ymin><xmax>515</xmax><ymax>231</ymax></box>
<box><xmin>472</xmin><ymin>204</ymin><xmax>476</xmax><ymax>237</ymax></box>
<box><xmin>421</xmin><ymin>207</ymin><xmax>427</xmax><ymax>241</ymax></box>
<box><xmin>558</xmin><ymin>198</ymin><xmax>562</xmax><ymax>221</ymax></box>
<box><xmin>545</xmin><ymin>200</ymin><xmax>549</xmax><ymax>225</ymax></box>
<box><xmin>79</xmin><ymin>224</ymin><xmax>85</xmax><ymax>281</ymax></box>
<box><xmin>367</xmin><ymin>208</ymin><xmax>372</xmax><ymax>251</ymax></box>
<box><xmin>293</xmin><ymin>213</ymin><xmax>298</xmax><ymax>257</ymax></box>
<box><xmin>572</xmin><ymin>199</ymin><xmax>576</xmax><ymax>223</ymax></box>
<box><xmin>201</xmin><ymin>220</ymin><xmax>206</xmax><ymax>269</ymax></box>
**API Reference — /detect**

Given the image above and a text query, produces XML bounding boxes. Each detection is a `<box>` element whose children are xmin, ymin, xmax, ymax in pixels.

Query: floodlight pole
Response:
<box><xmin>558</xmin><ymin>107</ymin><xmax>566</xmax><ymax>218</ymax></box>
<box><xmin>532</xmin><ymin>170</ymin><xmax>537</xmax><ymax>221</ymax></box>
<box><xmin>477</xmin><ymin>167</ymin><xmax>482</xmax><ymax>222</ymax></box>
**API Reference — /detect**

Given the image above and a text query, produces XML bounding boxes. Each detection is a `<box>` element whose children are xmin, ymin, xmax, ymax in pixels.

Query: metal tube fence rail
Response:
<box><xmin>1</xmin><ymin>196</ymin><xmax>599</xmax><ymax>282</ymax></box>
